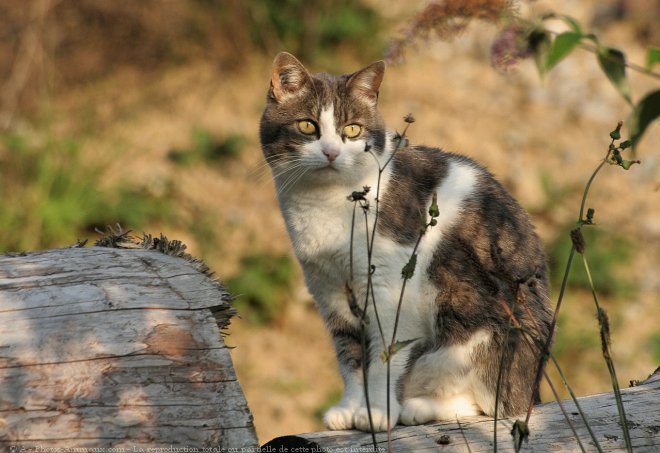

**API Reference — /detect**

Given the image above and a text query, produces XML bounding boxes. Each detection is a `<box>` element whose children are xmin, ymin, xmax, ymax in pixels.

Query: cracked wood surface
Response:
<box><xmin>264</xmin><ymin>370</ymin><xmax>660</xmax><ymax>452</ymax></box>
<box><xmin>0</xmin><ymin>246</ymin><xmax>257</xmax><ymax>449</ymax></box>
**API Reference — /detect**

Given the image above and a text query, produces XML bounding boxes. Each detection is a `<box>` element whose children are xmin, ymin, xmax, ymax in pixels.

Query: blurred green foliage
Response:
<box><xmin>247</xmin><ymin>0</ymin><xmax>383</xmax><ymax>62</ymax></box>
<box><xmin>552</xmin><ymin>311</ymin><xmax>601</xmax><ymax>358</ymax></box>
<box><xmin>648</xmin><ymin>332</ymin><xmax>660</xmax><ymax>363</ymax></box>
<box><xmin>535</xmin><ymin>170</ymin><xmax>637</xmax><ymax>299</ymax></box>
<box><xmin>0</xmin><ymin>129</ymin><xmax>170</xmax><ymax>252</ymax></box>
<box><xmin>548</xmin><ymin>224</ymin><xmax>635</xmax><ymax>297</ymax></box>
<box><xmin>168</xmin><ymin>127</ymin><xmax>246</xmax><ymax>166</ymax></box>
<box><xmin>226</xmin><ymin>252</ymin><xmax>296</xmax><ymax>324</ymax></box>
<box><xmin>0</xmin><ymin>0</ymin><xmax>382</xmax><ymax>252</ymax></box>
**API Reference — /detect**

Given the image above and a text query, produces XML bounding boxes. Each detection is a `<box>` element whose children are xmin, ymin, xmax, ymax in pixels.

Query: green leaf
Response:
<box><xmin>428</xmin><ymin>192</ymin><xmax>439</xmax><ymax>218</ymax></box>
<box><xmin>597</xmin><ymin>46</ymin><xmax>632</xmax><ymax>105</ymax></box>
<box><xmin>609</xmin><ymin>125</ymin><xmax>621</xmax><ymax>140</ymax></box>
<box><xmin>380</xmin><ymin>338</ymin><xmax>419</xmax><ymax>363</ymax></box>
<box><xmin>629</xmin><ymin>89</ymin><xmax>660</xmax><ymax>150</ymax></box>
<box><xmin>528</xmin><ymin>29</ymin><xmax>552</xmax><ymax>78</ymax></box>
<box><xmin>582</xmin><ymin>33</ymin><xmax>599</xmax><ymax>45</ymax></box>
<box><xmin>539</xmin><ymin>12</ymin><xmax>581</xmax><ymax>33</ymax></box>
<box><xmin>559</xmin><ymin>15</ymin><xmax>582</xmax><ymax>34</ymax></box>
<box><xmin>401</xmin><ymin>253</ymin><xmax>417</xmax><ymax>279</ymax></box>
<box><xmin>545</xmin><ymin>32</ymin><xmax>582</xmax><ymax>72</ymax></box>
<box><xmin>646</xmin><ymin>46</ymin><xmax>660</xmax><ymax>70</ymax></box>
<box><xmin>620</xmin><ymin>159</ymin><xmax>639</xmax><ymax>170</ymax></box>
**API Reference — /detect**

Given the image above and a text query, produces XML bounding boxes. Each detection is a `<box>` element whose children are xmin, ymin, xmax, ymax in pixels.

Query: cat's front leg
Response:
<box><xmin>352</xmin><ymin>345</ymin><xmax>409</xmax><ymax>432</ymax></box>
<box><xmin>324</xmin><ymin>364</ymin><xmax>364</xmax><ymax>430</ymax></box>
<box><xmin>323</xmin><ymin>322</ymin><xmax>365</xmax><ymax>430</ymax></box>
<box><xmin>352</xmin><ymin>381</ymin><xmax>401</xmax><ymax>432</ymax></box>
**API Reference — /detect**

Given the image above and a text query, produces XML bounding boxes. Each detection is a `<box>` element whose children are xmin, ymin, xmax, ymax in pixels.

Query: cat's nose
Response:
<box><xmin>323</xmin><ymin>146</ymin><xmax>340</xmax><ymax>162</ymax></box>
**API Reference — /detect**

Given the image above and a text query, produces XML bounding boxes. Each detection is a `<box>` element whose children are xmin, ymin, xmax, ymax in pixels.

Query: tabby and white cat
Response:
<box><xmin>260</xmin><ymin>52</ymin><xmax>553</xmax><ymax>432</ymax></box>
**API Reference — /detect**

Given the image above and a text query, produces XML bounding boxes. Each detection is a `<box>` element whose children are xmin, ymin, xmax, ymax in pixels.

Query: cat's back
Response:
<box><xmin>378</xmin><ymin>143</ymin><xmax>549</xmax><ymax>297</ymax></box>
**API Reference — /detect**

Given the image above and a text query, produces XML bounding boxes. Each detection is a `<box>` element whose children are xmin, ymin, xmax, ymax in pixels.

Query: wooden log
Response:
<box><xmin>0</xmin><ymin>243</ymin><xmax>258</xmax><ymax>449</ymax></box>
<box><xmin>264</xmin><ymin>369</ymin><xmax>660</xmax><ymax>452</ymax></box>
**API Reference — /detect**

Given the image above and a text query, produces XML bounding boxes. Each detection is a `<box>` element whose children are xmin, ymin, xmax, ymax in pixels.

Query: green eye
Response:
<box><xmin>297</xmin><ymin>120</ymin><xmax>317</xmax><ymax>135</ymax></box>
<box><xmin>343</xmin><ymin>124</ymin><xmax>362</xmax><ymax>138</ymax></box>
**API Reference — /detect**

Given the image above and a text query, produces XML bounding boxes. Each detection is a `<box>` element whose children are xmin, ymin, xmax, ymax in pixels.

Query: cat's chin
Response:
<box><xmin>312</xmin><ymin>164</ymin><xmax>339</xmax><ymax>173</ymax></box>
<box><xmin>306</xmin><ymin>165</ymin><xmax>359</xmax><ymax>185</ymax></box>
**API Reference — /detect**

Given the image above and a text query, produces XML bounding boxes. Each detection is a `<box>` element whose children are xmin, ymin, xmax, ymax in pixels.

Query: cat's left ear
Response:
<box><xmin>347</xmin><ymin>61</ymin><xmax>385</xmax><ymax>105</ymax></box>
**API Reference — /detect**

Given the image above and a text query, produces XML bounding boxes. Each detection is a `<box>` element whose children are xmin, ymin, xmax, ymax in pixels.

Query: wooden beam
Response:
<box><xmin>264</xmin><ymin>369</ymin><xmax>660</xmax><ymax>452</ymax></box>
<box><xmin>0</xmin><ymin>245</ymin><xmax>258</xmax><ymax>449</ymax></box>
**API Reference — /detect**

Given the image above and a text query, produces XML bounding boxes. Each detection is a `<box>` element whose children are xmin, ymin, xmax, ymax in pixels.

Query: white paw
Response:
<box><xmin>353</xmin><ymin>406</ymin><xmax>398</xmax><ymax>432</ymax></box>
<box><xmin>400</xmin><ymin>397</ymin><xmax>441</xmax><ymax>425</ymax></box>
<box><xmin>324</xmin><ymin>405</ymin><xmax>356</xmax><ymax>430</ymax></box>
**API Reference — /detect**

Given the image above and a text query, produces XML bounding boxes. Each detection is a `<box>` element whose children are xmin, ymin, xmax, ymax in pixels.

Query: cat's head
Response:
<box><xmin>260</xmin><ymin>52</ymin><xmax>387</xmax><ymax>191</ymax></box>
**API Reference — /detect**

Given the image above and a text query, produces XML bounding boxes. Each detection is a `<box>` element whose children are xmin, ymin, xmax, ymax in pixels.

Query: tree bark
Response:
<box><xmin>264</xmin><ymin>369</ymin><xmax>660</xmax><ymax>452</ymax></box>
<box><xmin>0</xmin><ymin>245</ymin><xmax>258</xmax><ymax>449</ymax></box>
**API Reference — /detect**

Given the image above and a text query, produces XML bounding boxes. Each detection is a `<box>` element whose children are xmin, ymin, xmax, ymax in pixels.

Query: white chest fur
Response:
<box><xmin>276</xmin><ymin>151</ymin><xmax>480</xmax><ymax>335</ymax></box>
<box><xmin>278</xmin><ymin>170</ymin><xmax>385</xmax><ymax>285</ymax></box>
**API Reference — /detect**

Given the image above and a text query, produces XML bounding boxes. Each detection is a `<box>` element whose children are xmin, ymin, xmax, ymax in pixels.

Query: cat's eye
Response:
<box><xmin>343</xmin><ymin>124</ymin><xmax>362</xmax><ymax>139</ymax></box>
<box><xmin>297</xmin><ymin>120</ymin><xmax>317</xmax><ymax>135</ymax></box>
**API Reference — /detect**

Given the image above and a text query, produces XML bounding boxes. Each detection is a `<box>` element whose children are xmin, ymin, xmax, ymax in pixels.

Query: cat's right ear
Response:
<box><xmin>269</xmin><ymin>52</ymin><xmax>312</xmax><ymax>103</ymax></box>
<box><xmin>347</xmin><ymin>60</ymin><xmax>385</xmax><ymax>105</ymax></box>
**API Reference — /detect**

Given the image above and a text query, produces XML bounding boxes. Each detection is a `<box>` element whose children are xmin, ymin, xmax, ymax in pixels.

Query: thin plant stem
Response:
<box><xmin>386</xmin><ymin>227</ymin><xmax>425</xmax><ymax>451</ymax></box>
<box><xmin>542</xmin><ymin>370</ymin><xmax>588</xmax><ymax>453</ymax></box>
<box><xmin>578</xmin><ymin>159</ymin><xmax>608</xmax><ymax>222</ymax></box>
<box><xmin>579</xmin><ymin>40</ymin><xmax>660</xmax><ymax>81</ymax></box>
<box><xmin>361</xmin><ymin>120</ymin><xmax>413</xmax><ymax>451</ymax></box>
<box><xmin>368</xmin><ymin>277</ymin><xmax>387</xmax><ymax>351</ymax></box>
<box><xmin>360</xmin><ymin>323</ymin><xmax>378</xmax><ymax>449</ymax></box>
<box><xmin>366</xmin><ymin>123</ymin><xmax>412</xmax><ymax>256</ymax></box>
<box><xmin>548</xmin><ymin>353</ymin><xmax>604</xmax><ymax>453</ymax></box>
<box><xmin>363</xmin><ymin>206</ymin><xmax>387</xmax><ymax>350</ymax></box>
<box><xmin>389</xmin><ymin>232</ymin><xmax>424</xmax><ymax>347</ymax></box>
<box><xmin>350</xmin><ymin>202</ymin><xmax>356</xmax><ymax>284</ymax></box>
<box><xmin>500</xmin><ymin>301</ymin><xmax>593</xmax><ymax>453</ymax></box>
<box><xmin>348</xmin><ymin>193</ymin><xmax>378</xmax><ymax>446</ymax></box>
<box><xmin>346</xmin><ymin>121</ymin><xmax>412</xmax><ymax>450</ymax></box>
<box><xmin>493</xmin><ymin>308</ymin><xmax>515</xmax><ymax>453</ymax></box>
<box><xmin>581</xmin><ymin>253</ymin><xmax>633</xmax><ymax>452</ymax></box>
<box><xmin>456</xmin><ymin>417</ymin><xmax>474</xmax><ymax>453</ymax></box>
<box><xmin>516</xmin><ymin>302</ymin><xmax>603</xmax><ymax>452</ymax></box>
<box><xmin>539</xmin><ymin>23</ymin><xmax>660</xmax><ymax>80</ymax></box>
<box><xmin>525</xmin><ymin>144</ymin><xmax>612</xmax><ymax>426</ymax></box>
<box><xmin>525</xmin><ymin>244</ymin><xmax>574</xmax><ymax>424</ymax></box>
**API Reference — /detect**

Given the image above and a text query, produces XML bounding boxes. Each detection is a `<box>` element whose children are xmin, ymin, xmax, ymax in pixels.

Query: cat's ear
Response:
<box><xmin>270</xmin><ymin>52</ymin><xmax>312</xmax><ymax>103</ymax></box>
<box><xmin>347</xmin><ymin>61</ymin><xmax>385</xmax><ymax>105</ymax></box>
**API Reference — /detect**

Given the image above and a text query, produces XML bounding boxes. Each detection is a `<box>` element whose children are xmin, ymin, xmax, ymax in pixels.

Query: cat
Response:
<box><xmin>260</xmin><ymin>52</ymin><xmax>553</xmax><ymax>433</ymax></box>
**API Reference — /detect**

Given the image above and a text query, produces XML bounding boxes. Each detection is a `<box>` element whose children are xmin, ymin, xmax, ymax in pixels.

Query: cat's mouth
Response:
<box><xmin>313</xmin><ymin>162</ymin><xmax>340</xmax><ymax>172</ymax></box>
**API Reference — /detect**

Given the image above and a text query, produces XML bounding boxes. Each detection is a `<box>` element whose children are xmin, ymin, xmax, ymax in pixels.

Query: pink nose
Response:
<box><xmin>323</xmin><ymin>146</ymin><xmax>340</xmax><ymax>162</ymax></box>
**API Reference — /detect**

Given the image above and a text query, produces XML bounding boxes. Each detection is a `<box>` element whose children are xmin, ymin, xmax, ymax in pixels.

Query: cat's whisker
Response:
<box><xmin>271</xmin><ymin>158</ymin><xmax>305</xmax><ymax>177</ymax></box>
<box><xmin>270</xmin><ymin>162</ymin><xmax>305</xmax><ymax>182</ymax></box>
<box><xmin>276</xmin><ymin>165</ymin><xmax>309</xmax><ymax>197</ymax></box>
<box><xmin>278</xmin><ymin>163</ymin><xmax>312</xmax><ymax>196</ymax></box>
<box><xmin>249</xmin><ymin>164</ymin><xmax>275</xmax><ymax>185</ymax></box>
<box><xmin>251</xmin><ymin>161</ymin><xmax>282</xmax><ymax>184</ymax></box>
<box><xmin>249</xmin><ymin>155</ymin><xmax>306</xmax><ymax>185</ymax></box>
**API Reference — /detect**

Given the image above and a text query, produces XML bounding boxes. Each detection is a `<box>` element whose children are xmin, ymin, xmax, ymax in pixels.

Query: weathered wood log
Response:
<box><xmin>0</xmin><ymin>242</ymin><xmax>258</xmax><ymax>449</ymax></box>
<box><xmin>265</xmin><ymin>369</ymin><xmax>660</xmax><ymax>452</ymax></box>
